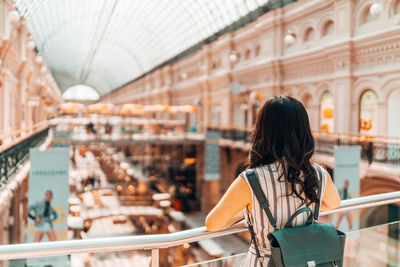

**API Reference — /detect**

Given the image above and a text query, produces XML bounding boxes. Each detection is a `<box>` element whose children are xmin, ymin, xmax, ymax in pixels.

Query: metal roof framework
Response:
<box><xmin>14</xmin><ymin>0</ymin><xmax>272</xmax><ymax>96</ymax></box>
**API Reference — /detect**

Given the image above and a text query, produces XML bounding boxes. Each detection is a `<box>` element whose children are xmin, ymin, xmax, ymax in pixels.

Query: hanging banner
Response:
<box><xmin>27</xmin><ymin>148</ymin><xmax>70</xmax><ymax>267</ymax></box>
<box><xmin>333</xmin><ymin>145</ymin><xmax>361</xmax><ymax>232</ymax></box>
<box><xmin>205</xmin><ymin>130</ymin><xmax>220</xmax><ymax>181</ymax></box>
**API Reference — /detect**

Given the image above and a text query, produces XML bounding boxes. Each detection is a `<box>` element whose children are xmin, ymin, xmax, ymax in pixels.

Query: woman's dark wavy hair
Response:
<box><xmin>249</xmin><ymin>96</ymin><xmax>319</xmax><ymax>206</ymax></box>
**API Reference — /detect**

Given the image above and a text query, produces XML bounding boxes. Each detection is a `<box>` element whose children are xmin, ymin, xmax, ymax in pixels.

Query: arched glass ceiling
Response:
<box><xmin>63</xmin><ymin>85</ymin><xmax>100</xmax><ymax>101</ymax></box>
<box><xmin>14</xmin><ymin>0</ymin><xmax>270</xmax><ymax>96</ymax></box>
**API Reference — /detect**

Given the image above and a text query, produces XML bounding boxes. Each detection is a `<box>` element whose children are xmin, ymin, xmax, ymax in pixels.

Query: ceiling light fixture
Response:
<box><xmin>284</xmin><ymin>33</ymin><xmax>296</xmax><ymax>46</ymax></box>
<box><xmin>27</xmin><ymin>40</ymin><xmax>35</xmax><ymax>50</ymax></box>
<box><xmin>9</xmin><ymin>11</ymin><xmax>20</xmax><ymax>25</ymax></box>
<box><xmin>229</xmin><ymin>53</ymin><xmax>238</xmax><ymax>63</ymax></box>
<box><xmin>370</xmin><ymin>2</ymin><xmax>383</xmax><ymax>16</ymax></box>
<box><xmin>35</xmin><ymin>55</ymin><xmax>43</xmax><ymax>64</ymax></box>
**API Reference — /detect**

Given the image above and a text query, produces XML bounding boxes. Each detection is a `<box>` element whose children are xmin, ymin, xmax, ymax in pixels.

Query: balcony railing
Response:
<box><xmin>313</xmin><ymin>131</ymin><xmax>400</xmax><ymax>167</ymax></box>
<box><xmin>0</xmin><ymin>121</ymin><xmax>48</xmax><ymax>151</ymax></box>
<box><xmin>0</xmin><ymin>123</ymin><xmax>50</xmax><ymax>186</ymax></box>
<box><xmin>217</xmin><ymin>127</ymin><xmax>400</xmax><ymax>168</ymax></box>
<box><xmin>220</xmin><ymin>127</ymin><xmax>252</xmax><ymax>143</ymax></box>
<box><xmin>0</xmin><ymin>191</ymin><xmax>399</xmax><ymax>266</ymax></box>
<box><xmin>71</xmin><ymin>132</ymin><xmax>205</xmax><ymax>145</ymax></box>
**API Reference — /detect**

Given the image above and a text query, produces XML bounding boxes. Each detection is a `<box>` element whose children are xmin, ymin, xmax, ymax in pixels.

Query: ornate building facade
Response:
<box><xmin>102</xmin><ymin>0</ymin><xmax>400</xmax><ymax>137</ymax></box>
<box><xmin>102</xmin><ymin>0</ymin><xmax>400</xmax><ymax>211</ymax></box>
<box><xmin>0</xmin><ymin>0</ymin><xmax>61</xmax><ymax>246</ymax></box>
<box><xmin>0</xmin><ymin>0</ymin><xmax>62</xmax><ymax>135</ymax></box>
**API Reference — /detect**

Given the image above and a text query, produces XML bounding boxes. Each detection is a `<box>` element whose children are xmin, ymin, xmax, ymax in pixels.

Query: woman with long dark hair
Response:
<box><xmin>205</xmin><ymin>96</ymin><xmax>340</xmax><ymax>266</ymax></box>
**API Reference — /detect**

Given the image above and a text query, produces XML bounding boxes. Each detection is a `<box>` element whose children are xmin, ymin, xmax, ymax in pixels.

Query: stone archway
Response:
<box><xmin>361</xmin><ymin>176</ymin><xmax>400</xmax><ymax>196</ymax></box>
<box><xmin>360</xmin><ymin>176</ymin><xmax>400</xmax><ymax>229</ymax></box>
<box><xmin>301</xmin><ymin>93</ymin><xmax>312</xmax><ymax>109</ymax></box>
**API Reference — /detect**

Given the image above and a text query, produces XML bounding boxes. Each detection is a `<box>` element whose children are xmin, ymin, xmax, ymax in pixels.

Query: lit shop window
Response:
<box><xmin>320</xmin><ymin>91</ymin><xmax>334</xmax><ymax>132</ymax></box>
<box><xmin>359</xmin><ymin>89</ymin><xmax>378</xmax><ymax>135</ymax></box>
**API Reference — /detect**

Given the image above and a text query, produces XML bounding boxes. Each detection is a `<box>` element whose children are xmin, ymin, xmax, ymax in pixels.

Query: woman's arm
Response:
<box><xmin>321</xmin><ymin>171</ymin><xmax>341</xmax><ymax>211</ymax></box>
<box><xmin>205</xmin><ymin>176</ymin><xmax>252</xmax><ymax>231</ymax></box>
<box><xmin>28</xmin><ymin>202</ymin><xmax>39</xmax><ymax>220</ymax></box>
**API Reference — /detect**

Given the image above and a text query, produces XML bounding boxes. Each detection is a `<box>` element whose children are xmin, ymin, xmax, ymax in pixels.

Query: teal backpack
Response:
<box><xmin>245</xmin><ymin>165</ymin><xmax>346</xmax><ymax>267</ymax></box>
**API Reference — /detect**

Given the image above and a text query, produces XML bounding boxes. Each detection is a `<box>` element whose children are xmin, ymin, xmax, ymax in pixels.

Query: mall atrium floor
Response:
<box><xmin>1</xmin><ymin>0</ymin><xmax>400</xmax><ymax>266</ymax></box>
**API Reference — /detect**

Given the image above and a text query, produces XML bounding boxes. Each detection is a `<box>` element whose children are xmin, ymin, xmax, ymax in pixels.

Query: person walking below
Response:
<box><xmin>29</xmin><ymin>190</ymin><xmax>58</xmax><ymax>242</ymax></box>
<box><xmin>205</xmin><ymin>96</ymin><xmax>341</xmax><ymax>266</ymax></box>
<box><xmin>335</xmin><ymin>180</ymin><xmax>353</xmax><ymax>229</ymax></box>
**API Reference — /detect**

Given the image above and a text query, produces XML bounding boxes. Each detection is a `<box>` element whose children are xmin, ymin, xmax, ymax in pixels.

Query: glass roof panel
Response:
<box><xmin>63</xmin><ymin>85</ymin><xmax>100</xmax><ymax>101</ymax></box>
<box><xmin>14</xmin><ymin>0</ymin><xmax>271</xmax><ymax>96</ymax></box>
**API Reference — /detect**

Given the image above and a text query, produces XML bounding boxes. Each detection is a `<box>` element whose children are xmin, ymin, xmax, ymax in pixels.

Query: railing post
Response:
<box><xmin>151</xmin><ymin>248</ymin><xmax>159</xmax><ymax>267</ymax></box>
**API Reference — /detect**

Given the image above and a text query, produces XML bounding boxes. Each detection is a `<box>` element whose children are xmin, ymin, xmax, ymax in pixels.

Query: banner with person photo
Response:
<box><xmin>27</xmin><ymin>148</ymin><xmax>70</xmax><ymax>267</ymax></box>
<box><xmin>333</xmin><ymin>145</ymin><xmax>361</xmax><ymax>232</ymax></box>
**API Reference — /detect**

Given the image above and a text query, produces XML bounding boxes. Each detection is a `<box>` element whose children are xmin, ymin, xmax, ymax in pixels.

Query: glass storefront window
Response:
<box><xmin>360</xmin><ymin>89</ymin><xmax>378</xmax><ymax>135</ymax></box>
<box><xmin>320</xmin><ymin>91</ymin><xmax>334</xmax><ymax>132</ymax></box>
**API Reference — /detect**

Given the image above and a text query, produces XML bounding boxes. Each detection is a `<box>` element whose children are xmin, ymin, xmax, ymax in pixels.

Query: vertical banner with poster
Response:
<box><xmin>27</xmin><ymin>148</ymin><xmax>70</xmax><ymax>267</ymax></box>
<box><xmin>333</xmin><ymin>145</ymin><xmax>361</xmax><ymax>232</ymax></box>
<box><xmin>205</xmin><ymin>130</ymin><xmax>220</xmax><ymax>181</ymax></box>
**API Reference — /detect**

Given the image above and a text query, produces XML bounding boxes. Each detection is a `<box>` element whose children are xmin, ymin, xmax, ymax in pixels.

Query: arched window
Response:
<box><xmin>359</xmin><ymin>89</ymin><xmax>378</xmax><ymax>134</ymax></box>
<box><xmin>211</xmin><ymin>105</ymin><xmax>221</xmax><ymax>126</ymax></box>
<box><xmin>255</xmin><ymin>45</ymin><xmax>261</xmax><ymax>57</ymax></box>
<box><xmin>320</xmin><ymin>91</ymin><xmax>334</xmax><ymax>132</ymax></box>
<box><xmin>394</xmin><ymin>0</ymin><xmax>400</xmax><ymax>14</ymax></box>
<box><xmin>321</xmin><ymin>20</ymin><xmax>334</xmax><ymax>37</ymax></box>
<box><xmin>304</xmin><ymin>27</ymin><xmax>315</xmax><ymax>42</ymax></box>
<box><xmin>361</xmin><ymin>5</ymin><xmax>378</xmax><ymax>25</ymax></box>
<box><xmin>245</xmin><ymin>49</ymin><xmax>251</xmax><ymax>60</ymax></box>
<box><xmin>233</xmin><ymin>103</ymin><xmax>247</xmax><ymax>127</ymax></box>
<box><xmin>302</xmin><ymin>93</ymin><xmax>312</xmax><ymax>109</ymax></box>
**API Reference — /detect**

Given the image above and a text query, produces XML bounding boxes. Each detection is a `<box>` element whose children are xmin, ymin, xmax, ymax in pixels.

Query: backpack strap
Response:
<box><xmin>247</xmin><ymin>219</ymin><xmax>261</xmax><ymax>259</ymax></box>
<box><xmin>284</xmin><ymin>207</ymin><xmax>313</xmax><ymax>228</ymax></box>
<box><xmin>245</xmin><ymin>169</ymin><xmax>277</xmax><ymax>230</ymax></box>
<box><xmin>245</xmin><ymin>169</ymin><xmax>276</xmax><ymax>261</ymax></box>
<box><xmin>313</xmin><ymin>165</ymin><xmax>324</xmax><ymax>221</ymax></box>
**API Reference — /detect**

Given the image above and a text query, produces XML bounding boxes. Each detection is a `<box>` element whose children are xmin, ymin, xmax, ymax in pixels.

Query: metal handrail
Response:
<box><xmin>0</xmin><ymin>191</ymin><xmax>400</xmax><ymax>263</ymax></box>
<box><xmin>0</xmin><ymin>121</ymin><xmax>49</xmax><ymax>153</ymax></box>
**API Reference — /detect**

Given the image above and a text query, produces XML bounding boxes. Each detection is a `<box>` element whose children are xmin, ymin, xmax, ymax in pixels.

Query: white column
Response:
<box><xmin>334</xmin><ymin>80</ymin><xmax>352</xmax><ymax>133</ymax></box>
<box><xmin>308</xmin><ymin>103</ymin><xmax>319</xmax><ymax>131</ymax></box>
<box><xmin>3</xmin><ymin>81</ymin><xmax>10</xmax><ymax>133</ymax></box>
<box><xmin>0</xmin><ymin>78</ymin><xmax>3</xmax><ymax>132</ymax></box>
<box><xmin>333</xmin><ymin>80</ymin><xmax>351</xmax><ymax>132</ymax></box>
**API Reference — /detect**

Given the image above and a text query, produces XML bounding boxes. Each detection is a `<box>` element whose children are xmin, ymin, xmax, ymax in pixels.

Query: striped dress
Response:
<box><xmin>240</xmin><ymin>163</ymin><xmax>327</xmax><ymax>267</ymax></box>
